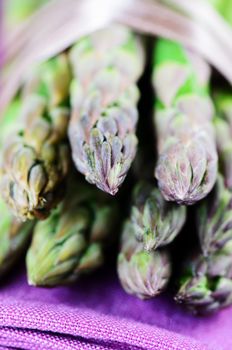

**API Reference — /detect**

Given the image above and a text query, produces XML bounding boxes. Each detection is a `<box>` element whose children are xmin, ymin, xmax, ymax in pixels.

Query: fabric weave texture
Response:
<box><xmin>0</xmin><ymin>265</ymin><xmax>230</xmax><ymax>349</ymax></box>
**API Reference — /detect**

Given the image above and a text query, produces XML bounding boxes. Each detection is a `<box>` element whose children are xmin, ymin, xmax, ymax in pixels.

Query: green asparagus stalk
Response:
<box><xmin>0</xmin><ymin>54</ymin><xmax>71</xmax><ymax>220</ymax></box>
<box><xmin>131</xmin><ymin>181</ymin><xmax>186</xmax><ymax>251</ymax></box>
<box><xmin>0</xmin><ymin>101</ymin><xmax>34</xmax><ymax>277</ymax></box>
<box><xmin>26</xmin><ymin>181</ymin><xmax>118</xmax><ymax>286</ymax></box>
<box><xmin>175</xmin><ymin>178</ymin><xmax>232</xmax><ymax>313</ymax></box>
<box><xmin>197</xmin><ymin>175</ymin><xmax>232</xmax><ymax>257</ymax></box>
<box><xmin>175</xmin><ymin>92</ymin><xmax>232</xmax><ymax>314</ymax></box>
<box><xmin>197</xmin><ymin>94</ymin><xmax>232</xmax><ymax>256</ymax></box>
<box><xmin>117</xmin><ymin>180</ymin><xmax>183</xmax><ymax>298</ymax></box>
<box><xmin>175</xmin><ymin>242</ymin><xmax>232</xmax><ymax>314</ymax></box>
<box><xmin>117</xmin><ymin>220</ymin><xmax>171</xmax><ymax>299</ymax></box>
<box><xmin>117</xmin><ymin>130</ymin><xmax>185</xmax><ymax>298</ymax></box>
<box><xmin>175</xmin><ymin>177</ymin><xmax>232</xmax><ymax>314</ymax></box>
<box><xmin>153</xmin><ymin>39</ymin><xmax>218</xmax><ymax>205</ymax></box>
<box><xmin>68</xmin><ymin>25</ymin><xmax>145</xmax><ymax>195</ymax></box>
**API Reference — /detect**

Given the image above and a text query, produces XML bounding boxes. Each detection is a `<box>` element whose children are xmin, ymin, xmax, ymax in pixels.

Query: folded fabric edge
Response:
<box><xmin>0</xmin><ymin>298</ymin><xmax>215</xmax><ymax>350</ymax></box>
<box><xmin>0</xmin><ymin>326</ymin><xmax>131</xmax><ymax>350</ymax></box>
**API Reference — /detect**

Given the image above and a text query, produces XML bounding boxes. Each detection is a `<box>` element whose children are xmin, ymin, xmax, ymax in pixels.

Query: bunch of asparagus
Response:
<box><xmin>1</xmin><ymin>23</ymin><xmax>232</xmax><ymax>315</ymax></box>
<box><xmin>0</xmin><ymin>25</ymin><xmax>143</xmax><ymax>286</ymax></box>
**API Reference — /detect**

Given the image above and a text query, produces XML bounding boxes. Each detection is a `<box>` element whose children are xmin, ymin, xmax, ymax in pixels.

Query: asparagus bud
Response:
<box><xmin>131</xmin><ymin>181</ymin><xmax>186</xmax><ymax>250</ymax></box>
<box><xmin>153</xmin><ymin>39</ymin><xmax>218</xmax><ymax>205</ymax></box>
<box><xmin>197</xmin><ymin>175</ymin><xmax>232</xmax><ymax>256</ymax></box>
<box><xmin>1</xmin><ymin>54</ymin><xmax>71</xmax><ymax>220</ymax></box>
<box><xmin>175</xmin><ymin>242</ymin><xmax>232</xmax><ymax>314</ymax></box>
<box><xmin>68</xmin><ymin>25</ymin><xmax>145</xmax><ymax>195</ymax></box>
<box><xmin>117</xmin><ymin>221</ymin><xmax>171</xmax><ymax>299</ymax></box>
<box><xmin>0</xmin><ymin>101</ymin><xmax>34</xmax><ymax>276</ymax></box>
<box><xmin>26</xmin><ymin>182</ymin><xmax>118</xmax><ymax>286</ymax></box>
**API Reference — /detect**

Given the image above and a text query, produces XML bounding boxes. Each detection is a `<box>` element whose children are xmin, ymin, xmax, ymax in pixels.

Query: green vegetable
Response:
<box><xmin>117</xmin><ymin>220</ymin><xmax>171</xmax><ymax>299</ymax></box>
<box><xmin>153</xmin><ymin>39</ymin><xmax>218</xmax><ymax>205</ymax></box>
<box><xmin>131</xmin><ymin>181</ymin><xmax>186</xmax><ymax>251</ymax></box>
<box><xmin>176</xmin><ymin>91</ymin><xmax>232</xmax><ymax>314</ymax></box>
<box><xmin>68</xmin><ymin>25</ymin><xmax>145</xmax><ymax>195</ymax></box>
<box><xmin>1</xmin><ymin>54</ymin><xmax>71</xmax><ymax>220</ymax></box>
<box><xmin>0</xmin><ymin>100</ymin><xmax>34</xmax><ymax>277</ymax></box>
<box><xmin>27</xmin><ymin>181</ymin><xmax>118</xmax><ymax>286</ymax></box>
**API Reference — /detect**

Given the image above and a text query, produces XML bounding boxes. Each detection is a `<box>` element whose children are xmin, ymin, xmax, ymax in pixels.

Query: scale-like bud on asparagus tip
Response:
<box><xmin>117</xmin><ymin>221</ymin><xmax>171</xmax><ymax>299</ymax></box>
<box><xmin>0</xmin><ymin>54</ymin><xmax>71</xmax><ymax>220</ymax></box>
<box><xmin>131</xmin><ymin>181</ymin><xmax>186</xmax><ymax>250</ymax></box>
<box><xmin>175</xmin><ymin>241</ymin><xmax>232</xmax><ymax>314</ymax></box>
<box><xmin>26</xmin><ymin>182</ymin><xmax>118</xmax><ymax>286</ymax></box>
<box><xmin>153</xmin><ymin>39</ymin><xmax>218</xmax><ymax>205</ymax></box>
<box><xmin>0</xmin><ymin>198</ymin><xmax>34</xmax><ymax>277</ymax></box>
<box><xmin>197</xmin><ymin>175</ymin><xmax>232</xmax><ymax>257</ymax></box>
<box><xmin>68</xmin><ymin>25</ymin><xmax>145</xmax><ymax>195</ymax></box>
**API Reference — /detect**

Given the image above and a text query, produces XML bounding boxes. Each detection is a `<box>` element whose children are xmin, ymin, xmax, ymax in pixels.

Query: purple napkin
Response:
<box><xmin>0</xmin><ymin>266</ymin><xmax>230</xmax><ymax>350</ymax></box>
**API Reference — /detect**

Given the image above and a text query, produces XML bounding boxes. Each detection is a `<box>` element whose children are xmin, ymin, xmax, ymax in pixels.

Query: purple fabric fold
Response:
<box><xmin>0</xmin><ymin>267</ymin><xmax>230</xmax><ymax>349</ymax></box>
<box><xmin>0</xmin><ymin>301</ymin><xmax>208</xmax><ymax>350</ymax></box>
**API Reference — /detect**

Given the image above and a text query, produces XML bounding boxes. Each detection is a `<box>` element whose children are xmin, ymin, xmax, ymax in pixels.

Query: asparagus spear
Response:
<box><xmin>117</xmin><ymin>220</ymin><xmax>171</xmax><ymax>299</ymax></box>
<box><xmin>131</xmin><ymin>181</ymin><xmax>186</xmax><ymax>251</ymax></box>
<box><xmin>175</xmin><ymin>92</ymin><xmax>232</xmax><ymax>314</ymax></box>
<box><xmin>0</xmin><ymin>54</ymin><xmax>71</xmax><ymax>220</ymax></box>
<box><xmin>68</xmin><ymin>25</ymin><xmax>145</xmax><ymax>195</ymax></box>
<box><xmin>175</xmin><ymin>242</ymin><xmax>232</xmax><ymax>314</ymax></box>
<box><xmin>0</xmin><ymin>101</ymin><xmax>34</xmax><ymax>277</ymax></box>
<box><xmin>26</xmin><ymin>181</ymin><xmax>118</xmax><ymax>286</ymax></box>
<box><xmin>117</xmin><ymin>116</ymin><xmax>185</xmax><ymax>298</ymax></box>
<box><xmin>175</xmin><ymin>176</ymin><xmax>232</xmax><ymax>314</ymax></box>
<box><xmin>197</xmin><ymin>95</ymin><xmax>232</xmax><ymax>255</ymax></box>
<box><xmin>153</xmin><ymin>39</ymin><xmax>218</xmax><ymax>205</ymax></box>
<box><xmin>117</xmin><ymin>180</ymin><xmax>184</xmax><ymax>298</ymax></box>
<box><xmin>197</xmin><ymin>175</ymin><xmax>232</xmax><ymax>257</ymax></box>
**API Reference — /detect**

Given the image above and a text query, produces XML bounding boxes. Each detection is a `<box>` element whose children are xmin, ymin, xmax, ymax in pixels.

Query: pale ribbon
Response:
<box><xmin>1</xmin><ymin>0</ymin><xmax>232</xmax><ymax>117</ymax></box>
